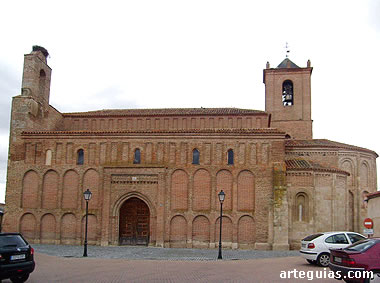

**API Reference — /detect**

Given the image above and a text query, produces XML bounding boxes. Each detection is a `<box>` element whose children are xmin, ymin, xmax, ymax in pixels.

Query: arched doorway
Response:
<box><xmin>119</xmin><ymin>197</ymin><xmax>150</xmax><ymax>245</ymax></box>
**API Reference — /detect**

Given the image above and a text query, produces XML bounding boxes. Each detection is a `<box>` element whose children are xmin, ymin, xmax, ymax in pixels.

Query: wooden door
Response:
<box><xmin>119</xmin><ymin>198</ymin><xmax>150</xmax><ymax>245</ymax></box>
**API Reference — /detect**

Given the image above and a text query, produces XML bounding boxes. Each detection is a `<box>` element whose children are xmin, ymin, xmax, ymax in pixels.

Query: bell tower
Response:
<box><xmin>263</xmin><ymin>58</ymin><xmax>313</xmax><ymax>140</ymax></box>
<box><xmin>21</xmin><ymin>45</ymin><xmax>51</xmax><ymax>109</ymax></box>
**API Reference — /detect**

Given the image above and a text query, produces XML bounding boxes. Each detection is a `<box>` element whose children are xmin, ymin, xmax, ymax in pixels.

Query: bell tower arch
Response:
<box><xmin>264</xmin><ymin>58</ymin><xmax>313</xmax><ymax>139</ymax></box>
<box><xmin>21</xmin><ymin>45</ymin><xmax>51</xmax><ymax>108</ymax></box>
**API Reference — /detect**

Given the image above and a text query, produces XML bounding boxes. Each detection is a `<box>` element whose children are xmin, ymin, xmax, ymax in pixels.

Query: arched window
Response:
<box><xmin>295</xmin><ymin>193</ymin><xmax>308</xmax><ymax>222</ymax></box>
<box><xmin>45</xmin><ymin>150</ymin><xmax>52</xmax><ymax>166</ymax></box>
<box><xmin>133</xmin><ymin>148</ymin><xmax>141</xmax><ymax>164</ymax></box>
<box><xmin>192</xmin><ymin>149</ymin><xmax>200</xmax><ymax>165</ymax></box>
<box><xmin>282</xmin><ymin>80</ymin><xmax>294</xmax><ymax>106</ymax></box>
<box><xmin>39</xmin><ymin>69</ymin><xmax>46</xmax><ymax>97</ymax></box>
<box><xmin>77</xmin><ymin>149</ymin><xmax>84</xmax><ymax>165</ymax></box>
<box><xmin>227</xmin><ymin>149</ymin><xmax>234</xmax><ymax>165</ymax></box>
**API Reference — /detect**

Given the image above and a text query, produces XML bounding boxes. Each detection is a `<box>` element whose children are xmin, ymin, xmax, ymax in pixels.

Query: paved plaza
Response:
<box><xmin>32</xmin><ymin>244</ymin><xmax>299</xmax><ymax>260</ymax></box>
<box><xmin>1</xmin><ymin>245</ymin><xmax>338</xmax><ymax>282</ymax></box>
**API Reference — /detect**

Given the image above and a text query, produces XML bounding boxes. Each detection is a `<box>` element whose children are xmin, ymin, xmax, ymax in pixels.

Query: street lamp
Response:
<box><xmin>217</xmin><ymin>190</ymin><xmax>225</xmax><ymax>260</ymax></box>
<box><xmin>83</xmin><ymin>189</ymin><xmax>92</xmax><ymax>257</ymax></box>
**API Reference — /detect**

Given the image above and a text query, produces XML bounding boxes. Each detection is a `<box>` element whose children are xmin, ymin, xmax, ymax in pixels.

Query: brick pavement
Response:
<box><xmin>3</xmin><ymin>253</ymin><xmax>338</xmax><ymax>283</ymax></box>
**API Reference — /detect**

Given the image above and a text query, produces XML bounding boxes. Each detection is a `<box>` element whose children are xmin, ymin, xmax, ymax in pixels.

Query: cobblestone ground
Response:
<box><xmin>32</xmin><ymin>244</ymin><xmax>299</xmax><ymax>260</ymax></box>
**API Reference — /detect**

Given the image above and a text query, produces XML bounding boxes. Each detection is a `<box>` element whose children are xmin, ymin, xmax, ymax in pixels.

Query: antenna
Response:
<box><xmin>285</xmin><ymin>42</ymin><xmax>290</xmax><ymax>58</ymax></box>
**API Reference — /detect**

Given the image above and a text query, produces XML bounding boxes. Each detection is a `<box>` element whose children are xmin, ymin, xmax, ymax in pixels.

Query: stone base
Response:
<box><xmin>101</xmin><ymin>241</ymin><xmax>109</xmax><ymax>246</ymax></box>
<box><xmin>254</xmin><ymin>243</ymin><xmax>271</xmax><ymax>250</ymax></box>
<box><xmin>272</xmin><ymin>243</ymin><xmax>290</xmax><ymax>250</ymax></box>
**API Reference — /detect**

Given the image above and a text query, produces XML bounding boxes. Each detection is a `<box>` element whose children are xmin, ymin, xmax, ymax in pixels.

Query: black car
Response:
<box><xmin>0</xmin><ymin>233</ymin><xmax>35</xmax><ymax>282</ymax></box>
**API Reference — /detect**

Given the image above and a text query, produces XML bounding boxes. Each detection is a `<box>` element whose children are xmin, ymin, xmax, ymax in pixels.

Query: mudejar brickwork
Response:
<box><xmin>2</xmin><ymin>46</ymin><xmax>378</xmax><ymax>250</ymax></box>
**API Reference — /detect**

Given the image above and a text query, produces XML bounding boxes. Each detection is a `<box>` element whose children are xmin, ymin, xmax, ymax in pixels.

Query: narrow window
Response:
<box><xmin>295</xmin><ymin>193</ymin><xmax>308</xmax><ymax>222</ymax></box>
<box><xmin>39</xmin><ymin>69</ymin><xmax>46</xmax><ymax>97</ymax></box>
<box><xmin>133</xmin><ymin>148</ymin><xmax>141</xmax><ymax>164</ymax></box>
<box><xmin>298</xmin><ymin>204</ymin><xmax>303</xmax><ymax>222</ymax></box>
<box><xmin>227</xmin><ymin>149</ymin><xmax>234</xmax><ymax>165</ymax></box>
<box><xmin>45</xmin><ymin>149</ymin><xmax>52</xmax><ymax>166</ymax></box>
<box><xmin>192</xmin><ymin>149</ymin><xmax>200</xmax><ymax>165</ymax></box>
<box><xmin>282</xmin><ymin>80</ymin><xmax>294</xmax><ymax>106</ymax></box>
<box><xmin>77</xmin><ymin>149</ymin><xmax>84</xmax><ymax>165</ymax></box>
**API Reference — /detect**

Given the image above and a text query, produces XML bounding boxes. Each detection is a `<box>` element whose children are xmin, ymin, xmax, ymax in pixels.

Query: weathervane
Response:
<box><xmin>285</xmin><ymin>42</ymin><xmax>290</xmax><ymax>58</ymax></box>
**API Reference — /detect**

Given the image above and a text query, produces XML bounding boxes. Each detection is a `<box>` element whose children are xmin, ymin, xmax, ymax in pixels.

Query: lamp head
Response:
<box><xmin>83</xmin><ymin>189</ymin><xmax>92</xmax><ymax>201</ymax></box>
<box><xmin>218</xmin><ymin>190</ymin><xmax>225</xmax><ymax>203</ymax></box>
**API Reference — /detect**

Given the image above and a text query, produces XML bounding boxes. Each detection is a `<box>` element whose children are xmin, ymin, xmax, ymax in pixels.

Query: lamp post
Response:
<box><xmin>83</xmin><ymin>189</ymin><xmax>92</xmax><ymax>257</ymax></box>
<box><xmin>217</xmin><ymin>190</ymin><xmax>225</xmax><ymax>260</ymax></box>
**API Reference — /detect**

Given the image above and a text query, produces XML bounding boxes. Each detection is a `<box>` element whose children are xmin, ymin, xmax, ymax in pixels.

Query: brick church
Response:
<box><xmin>2</xmin><ymin>46</ymin><xmax>378</xmax><ymax>250</ymax></box>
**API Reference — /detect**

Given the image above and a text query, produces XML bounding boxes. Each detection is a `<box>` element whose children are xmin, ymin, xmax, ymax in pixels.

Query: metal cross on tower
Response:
<box><xmin>285</xmin><ymin>42</ymin><xmax>290</xmax><ymax>58</ymax></box>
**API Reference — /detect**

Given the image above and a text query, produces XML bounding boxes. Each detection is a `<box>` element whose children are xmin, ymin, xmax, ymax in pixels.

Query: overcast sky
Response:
<box><xmin>0</xmin><ymin>0</ymin><xmax>379</xmax><ymax>203</ymax></box>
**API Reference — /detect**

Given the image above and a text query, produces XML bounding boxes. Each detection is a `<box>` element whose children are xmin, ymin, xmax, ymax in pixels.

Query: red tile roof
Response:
<box><xmin>285</xmin><ymin>139</ymin><xmax>378</xmax><ymax>157</ymax></box>
<box><xmin>21</xmin><ymin>128</ymin><xmax>285</xmax><ymax>136</ymax></box>
<box><xmin>285</xmin><ymin>159</ymin><xmax>350</xmax><ymax>175</ymax></box>
<box><xmin>62</xmin><ymin>108</ymin><xmax>267</xmax><ymax>117</ymax></box>
<box><xmin>366</xmin><ymin>191</ymin><xmax>380</xmax><ymax>200</ymax></box>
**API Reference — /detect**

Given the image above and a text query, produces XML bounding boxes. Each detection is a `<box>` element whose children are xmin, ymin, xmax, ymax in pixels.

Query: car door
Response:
<box><xmin>324</xmin><ymin>233</ymin><xmax>350</xmax><ymax>251</ymax></box>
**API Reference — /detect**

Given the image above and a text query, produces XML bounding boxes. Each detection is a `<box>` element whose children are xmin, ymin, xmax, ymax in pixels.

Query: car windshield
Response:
<box><xmin>344</xmin><ymin>239</ymin><xmax>376</xmax><ymax>252</ymax></box>
<box><xmin>0</xmin><ymin>235</ymin><xmax>28</xmax><ymax>248</ymax></box>
<box><xmin>302</xmin><ymin>233</ymin><xmax>324</xmax><ymax>241</ymax></box>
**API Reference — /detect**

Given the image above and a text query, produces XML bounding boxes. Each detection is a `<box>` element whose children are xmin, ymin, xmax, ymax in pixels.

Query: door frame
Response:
<box><xmin>119</xmin><ymin>197</ymin><xmax>150</xmax><ymax>245</ymax></box>
<box><xmin>111</xmin><ymin>192</ymin><xmax>156</xmax><ymax>246</ymax></box>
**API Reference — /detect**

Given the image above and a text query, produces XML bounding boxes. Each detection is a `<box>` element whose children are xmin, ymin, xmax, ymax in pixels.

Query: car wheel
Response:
<box><xmin>364</xmin><ymin>271</ymin><xmax>380</xmax><ymax>283</ymax></box>
<box><xmin>306</xmin><ymin>259</ymin><xmax>316</xmax><ymax>265</ymax></box>
<box><xmin>317</xmin><ymin>253</ymin><xmax>330</xmax><ymax>267</ymax></box>
<box><xmin>10</xmin><ymin>274</ymin><xmax>29</xmax><ymax>283</ymax></box>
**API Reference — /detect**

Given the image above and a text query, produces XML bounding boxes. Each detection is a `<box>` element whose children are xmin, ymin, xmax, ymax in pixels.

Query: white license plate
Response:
<box><xmin>334</xmin><ymin>257</ymin><xmax>342</xmax><ymax>263</ymax></box>
<box><xmin>11</xmin><ymin>254</ymin><xmax>26</xmax><ymax>260</ymax></box>
<box><xmin>301</xmin><ymin>243</ymin><xmax>306</xmax><ymax>248</ymax></box>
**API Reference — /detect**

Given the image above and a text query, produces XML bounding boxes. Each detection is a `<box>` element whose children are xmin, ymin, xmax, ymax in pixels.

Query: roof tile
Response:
<box><xmin>285</xmin><ymin>158</ymin><xmax>350</xmax><ymax>175</ymax></box>
<box><xmin>63</xmin><ymin>108</ymin><xmax>266</xmax><ymax>117</ymax></box>
<box><xmin>285</xmin><ymin>139</ymin><xmax>378</xmax><ymax>157</ymax></box>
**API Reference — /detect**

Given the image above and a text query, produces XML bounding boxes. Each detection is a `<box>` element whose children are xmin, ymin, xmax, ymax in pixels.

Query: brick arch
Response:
<box><xmin>40</xmin><ymin>213</ymin><xmax>56</xmax><ymax>243</ymax></box>
<box><xmin>216</xmin><ymin>169</ymin><xmax>232</xmax><ymax>210</ymax></box>
<box><xmin>62</xmin><ymin>170</ymin><xmax>79</xmax><ymax>209</ymax></box>
<box><xmin>112</xmin><ymin>192</ymin><xmax>156</xmax><ymax>218</ymax></box>
<box><xmin>237</xmin><ymin>170</ymin><xmax>255</xmax><ymax>211</ymax></box>
<box><xmin>238</xmin><ymin>215</ymin><xmax>255</xmax><ymax>247</ymax></box>
<box><xmin>192</xmin><ymin>215</ymin><xmax>210</xmax><ymax>248</ymax></box>
<box><xmin>81</xmin><ymin>214</ymin><xmax>98</xmax><ymax>244</ymax></box>
<box><xmin>294</xmin><ymin>192</ymin><xmax>309</xmax><ymax>222</ymax></box>
<box><xmin>61</xmin><ymin>213</ymin><xmax>77</xmax><ymax>244</ymax></box>
<box><xmin>20</xmin><ymin>213</ymin><xmax>37</xmax><ymax>241</ymax></box>
<box><xmin>170</xmin><ymin>215</ymin><xmax>187</xmax><ymax>248</ymax></box>
<box><xmin>42</xmin><ymin>170</ymin><xmax>59</xmax><ymax>209</ymax></box>
<box><xmin>348</xmin><ymin>190</ymin><xmax>354</xmax><ymax>231</ymax></box>
<box><xmin>171</xmin><ymin>169</ymin><xmax>189</xmax><ymax>210</ymax></box>
<box><xmin>82</xmin><ymin>169</ymin><xmax>99</xmax><ymax>210</ymax></box>
<box><xmin>22</xmin><ymin>170</ymin><xmax>39</xmax><ymax>208</ymax></box>
<box><xmin>192</xmin><ymin>169</ymin><xmax>211</xmax><ymax>211</ymax></box>
<box><xmin>340</xmin><ymin>159</ymin><xmax>355</xmax><ymax>187</ymax></box>
<box><xmin>360</xmin><ymin>161</ymin><xmax>370</xmax><ymax>188</ymax></box>
<box><xmin>215</xmin><ymin>216</ymin><xmax>233</xmax><ymax>247</ymax></box>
